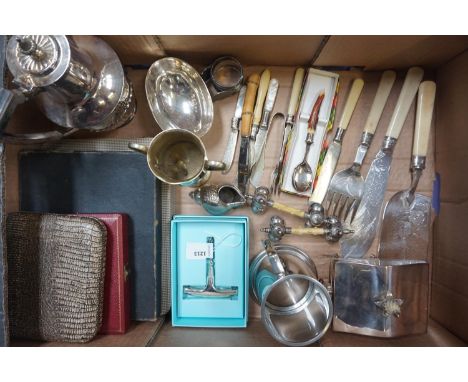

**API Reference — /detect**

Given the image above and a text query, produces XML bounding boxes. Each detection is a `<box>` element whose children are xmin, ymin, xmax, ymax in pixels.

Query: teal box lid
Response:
<box><xmin>171</xmin><ymin>215</ymin><xmax>249</xmax><ymax>328</ymax></box>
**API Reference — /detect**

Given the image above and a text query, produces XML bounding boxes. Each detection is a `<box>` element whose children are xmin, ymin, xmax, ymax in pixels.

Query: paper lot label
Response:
<box><xmin>186</xmin><ymin>242</ymin><xmax>213</xmax><ymax>260</ymax></box>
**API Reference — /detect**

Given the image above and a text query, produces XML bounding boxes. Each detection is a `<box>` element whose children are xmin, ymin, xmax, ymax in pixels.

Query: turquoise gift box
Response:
<box><xmin>171</xmin><ymin>215</ymin><xmax>249</xmax><ymax>327</ymax></box>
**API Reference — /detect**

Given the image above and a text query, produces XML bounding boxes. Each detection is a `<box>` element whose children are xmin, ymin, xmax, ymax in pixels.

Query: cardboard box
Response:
<box><xmin>4</xmin><ymin>35</ymin><xmax>468</xmax><ymax>346</ymax></box>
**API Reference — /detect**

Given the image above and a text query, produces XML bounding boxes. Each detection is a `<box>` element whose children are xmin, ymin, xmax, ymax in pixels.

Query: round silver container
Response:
<box><xmin>250</xmin><ymin>244</ymin><xmax>333</xmax><ymax>346</ymax></box>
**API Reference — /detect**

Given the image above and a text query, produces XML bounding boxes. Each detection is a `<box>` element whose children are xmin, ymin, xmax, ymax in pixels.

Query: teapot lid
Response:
<box><xmin>6</xmin><ymin>35</ymin><xmax>70</xmax><ymax>91</ymax></box>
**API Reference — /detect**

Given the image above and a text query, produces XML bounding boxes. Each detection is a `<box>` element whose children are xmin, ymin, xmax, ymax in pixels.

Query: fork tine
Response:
<box><xmin>336</xmin><ymin>195</ymin><xmax>349</xmax><ymax>220</ymax></box>
<box><xmin>328</xmin><ymin>192</ymin><xmax>340</xmax><ymax>217</ymax></box>
<box><xmin>333</xmin><ymin>193</ymin><xmax>345</xmax><ymax>217</ymax></box>
<box><xmin>342</xmin><ymin>197</ymin><xmax>355</xmax><ymax>222</ymax></box>
<box><xmin>323</xmin><ymin>192</ymin><xmax>333</xmax><ymax>214</ymax></box>
<box><xmin>349</xmin><ymin>199</ymin><xmax>361</xmax><ymax>223</ymax></box>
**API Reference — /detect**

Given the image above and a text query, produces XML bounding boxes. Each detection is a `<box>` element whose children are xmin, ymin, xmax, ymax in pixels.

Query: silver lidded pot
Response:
<box><xmin>3</xmin><ymin>35</ymin><xmax>135</xmax><ymax>139</ymax></box>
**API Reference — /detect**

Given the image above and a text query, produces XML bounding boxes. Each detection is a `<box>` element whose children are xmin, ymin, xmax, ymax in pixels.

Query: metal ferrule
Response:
<box><xmin>259</xmin><ymin>109</ymin><xmax>271</xmax><ymax>131</ymax></box>
<box><xmin>382</xmin><ymin>136</ymin><xmax>398</xmax><ymax>152</ymax></box>
<box><xmin>285</xmin><ymin>114</ymin><xmax>294</xmax><ymax>127</ymax></box>
<box><xmin>333</xmin><ymin>127</ymin><xmax>346</xmax><ymax>143</ymax></box>
<box><xmin>250</xmin><ymin>123</ymin><xmax>259</xmax><ymax>140</ymax></box>
<box><xmin>411</xmin><ymin>155</ymin><xmax>426</xmax><ymax>171</ymax></box>
<box><xmin>352</xmin><ymin>131</ymin><xmax>374</xmax><ymax>169</ymax></box>
<box><xmin>305</xmin><ymin>132</ymin><xmax>314</xmax><ymax>145</ymax></box>
<box><xmin>408</xmin><ymin>155</ymin><xmax>426</xmax><ymax>200</ymax></box>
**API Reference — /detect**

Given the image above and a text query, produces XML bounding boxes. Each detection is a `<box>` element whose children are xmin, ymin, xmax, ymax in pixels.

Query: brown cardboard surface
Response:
<box><xmin>159</xmin><ymin>36</ymin><xmax>325</xmax><ymax>66</ymax></box>
<box><xmin>315</xmin><ymin>36</ymin><xmax>468</xmax><ymax>70</ymax></box>
<box><xmin>3</xmin><ymin>56</ymin><xmax>437</xmax><ymax>322</ymax></box>
<box><xmin>11</xmin><ymin>319</ymin><xmax>164</xmax><ymax>347</ymax></box>
<box><xmin>101</xmin><ymin>36</ymin><xmax>166</xmax><ymax>65</ymax></box>
<box><xmin>431</xmin><ymin>51</ymin><xmax>468</xmax><ymax>342</ymax></box>
<box><xmin>151</xmin><ymin>318</ymin><xmax>465</xmax><ymax>347</ymax></box>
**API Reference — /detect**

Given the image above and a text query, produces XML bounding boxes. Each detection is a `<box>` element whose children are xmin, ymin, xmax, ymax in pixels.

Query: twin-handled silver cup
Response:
<box><xmin>129</xmin><ymin>129</ymin><xmax>225</xmax><ymax>188</ymax></box>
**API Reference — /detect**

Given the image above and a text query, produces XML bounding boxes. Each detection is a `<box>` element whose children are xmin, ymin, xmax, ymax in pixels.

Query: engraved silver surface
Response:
<box><xmin>340</xmin><ymin>148</ymin><xmax>393</xmax><ymax>258</ymax></box>
<box><xmin>378</xmin><ymin>191</ymin><xmax>431</xmax><ymax>260</ymax></box>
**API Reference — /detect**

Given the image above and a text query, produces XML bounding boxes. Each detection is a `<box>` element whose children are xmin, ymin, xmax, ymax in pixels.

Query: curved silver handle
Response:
<box><xmin>128</xmin><ymin>143</ymin><xmax>148</xmax><ymax>155</ymax></box>
<box><xmin>205</xmin><ymin>160</ymin><xmax>226</xmax><ymax>172</ymax></box>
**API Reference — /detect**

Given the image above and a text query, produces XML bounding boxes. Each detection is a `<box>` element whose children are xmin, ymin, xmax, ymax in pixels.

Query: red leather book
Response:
<box><xmin>78</xmin><ymin>213</ymin><xmax>130</xmax><ymax>334</ymax></box>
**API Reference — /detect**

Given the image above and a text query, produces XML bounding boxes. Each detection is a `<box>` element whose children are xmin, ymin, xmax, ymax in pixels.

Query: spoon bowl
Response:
<box><xmin>292</xmin><ymin>161</ymin><xmax>313</xmax><ymax>192</ymax></box>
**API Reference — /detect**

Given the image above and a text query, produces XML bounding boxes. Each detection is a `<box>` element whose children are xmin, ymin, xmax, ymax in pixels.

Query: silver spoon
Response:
<box><xmin>292</xmin><ymin>92</ymin><xmax>325</xmax><ymax>192</ymax></box>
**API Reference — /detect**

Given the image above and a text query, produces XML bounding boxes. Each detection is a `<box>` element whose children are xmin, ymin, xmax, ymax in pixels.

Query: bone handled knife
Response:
<box><xmin>252</xmin><ymin>78</ymin><xmax>279</xmax><ymax>167</ymax></box>
<box><xmin>349</xmin><ymin>70</ymin><xmax>397</xmax><ymax>169</ymax></box>
<box><xmin>310</xmin><ymin>78</ymin><xmax>364</xmax><ymax>204</ymax></box>
<box><xmin>340</xmin><ymin>66</ymin><xmax>424</xmax><ymax>258</ymax></box>
<box><xmin>222</xmin><ymin>85</ymin><xmax>246</xmax><ymax>174</ymax></box>
<box><xmin>249</xmin><ymin>69</ymin><xmax>271</xmax><ymax>169</ymax></box>
<box><xmin>272</xmin><ymin>67</ymin><xmax>305</xmax><ymax>194</ymax></box>
<box><xmin>250</xmin><ymin>69</ymin><xmax>271</xmax><ymax>142</ymax></box>
<box><xmin>237</xmin><ymin>73</ymin><xmax>260</xmax><ymax>194</ymax></box>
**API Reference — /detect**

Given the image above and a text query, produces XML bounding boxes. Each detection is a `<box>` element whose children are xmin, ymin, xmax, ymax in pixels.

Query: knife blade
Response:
<box><xmin>249</xmin><ymin>69</ymin><xmax>271</xmax><ymax>169</ymax></box>
<box><xmin>222</xmin><ymin>85</ymin><xmax>246</xmax><ymax>174</ymax></box>
<box><xmin>252</xmin><ymin>78</ymin><xmax>279</xmax><ymax>167</ymax></box>
<box><xmin>237</xmin><ymin>73</ymin><xmax>260</xmax><ymax>194</ymax></box>
<box><xmin>310</xmin><ymin>78</ymin><xmax>364</xmax><ymax>204</ymax></box>
<box><xmin>340</xmin><ymin>67</ymin><xmax>424</xmax><ymax>258</ymax></box>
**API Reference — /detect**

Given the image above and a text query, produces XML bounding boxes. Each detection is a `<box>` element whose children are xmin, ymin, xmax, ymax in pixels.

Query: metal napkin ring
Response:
<box><xmin>201</xmin><ymin>56</ymin><xmax>244</xmax><ymax>101</ymax></box>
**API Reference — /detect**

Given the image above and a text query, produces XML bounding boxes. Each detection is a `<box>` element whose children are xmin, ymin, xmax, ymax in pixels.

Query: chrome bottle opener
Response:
<box><xmin>183</xmin><ymin>236</ymin><xmax>238</xmax><ymax>298</ymax></box>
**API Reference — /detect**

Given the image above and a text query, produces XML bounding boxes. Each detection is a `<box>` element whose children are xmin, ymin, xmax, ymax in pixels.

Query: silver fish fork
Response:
<box><xmin>324</xmin><ymin>71</ymin><xmax>396</xmax><ymax>222</ymax></box>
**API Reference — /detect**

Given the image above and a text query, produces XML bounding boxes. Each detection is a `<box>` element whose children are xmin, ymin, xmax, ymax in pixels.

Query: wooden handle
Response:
<box><xmin>287</xmin><ymin>68</ymin><xmax>305</xmax><ymax>116</ymax></box>
<box><xmin>290</xmin><ymin>227</ymin><xmax>325</xmax><ymax>236</ymax></box>
<box><xmin>363</xmin><ymin>70</ymin><xmax>396</xmax><ymax>134</ymax></box>
<box><xmin>386</xmin><ymin>67</ymin><xmax>424</xmax><ymax>139</ymax></box>
<box><xmin>307</xmin><ymin>92</ymin><xmax>325</xmax><ymax>134</ymax></box>
<box><xmin>271</xmin><ymin>202</ymin><xmax>306</xmax><ymax>218</ymax></box>
<box><xmin>413</xmin><ymin>81</ymin><xmax>436</xmax><ymax>157</ymax></box>
<box><xmin>252</xmin><ymin>69</ymin><xmax>271</xmax><ymax>125</ymax></box>
<box><xmin>338</xmin><ymin>78</ymin><xmax>364</xmax><ymax>130</ymax></box>
<box><xmin>241</xmin><ymin>73</ymin><xmax>260</xmax><ymax>137</ymax></box>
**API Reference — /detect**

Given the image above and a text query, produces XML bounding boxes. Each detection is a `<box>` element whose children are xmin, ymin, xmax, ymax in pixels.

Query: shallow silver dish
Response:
<box><xmin>145</xmin><ymin>57</ymin><xmax>213</xmax><ymax>137</ymax></box>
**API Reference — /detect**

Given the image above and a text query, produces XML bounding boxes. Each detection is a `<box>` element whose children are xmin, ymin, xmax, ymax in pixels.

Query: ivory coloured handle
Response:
<box><xmin>338</xmin><ymin>78</ymin><xmax>364</xmax><ymax>130</ymax></box>
<box><xmin>363</xmin><ymin>70</ymin><xmax>396</xmax><ymax>134</ymax></box>
<box><xmin>413</xmin><ymin>81</ymin><xmax>436</xmax><ymax>157</ymax></box>
<box><xmin>252</xmin><ymin>69</ymin><xmax>271</xmax><ymax>125</ymax></box>
<box><xmin>271</xmin><ymin>202</ymin><xmax>306</xmax><ymax>218</ymax></box>
<box><xmin>290</xmin><ymin>227</ymin><xmax>326</xmax><ymax>236</ymax></box>
<box><xmin>386</xmin><ymin>67</ymin><xmax>424</xmax><ymax>139</ymax></box>
<box><xmin>287</xmin><ymin>68</ymin><xmax>305</xmax><ymax>116</ymax></box>
<box><xmin>241</xmin><ymin>73</ymin><xmax>260</xmax><ymax>137</ymax></box>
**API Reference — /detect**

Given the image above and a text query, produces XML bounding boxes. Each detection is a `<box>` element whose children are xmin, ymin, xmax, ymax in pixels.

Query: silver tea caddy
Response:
<box><xmin>332</xmin><ymin>258</ymin><xmax>429</xmax><ymax>337</ymax></box>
